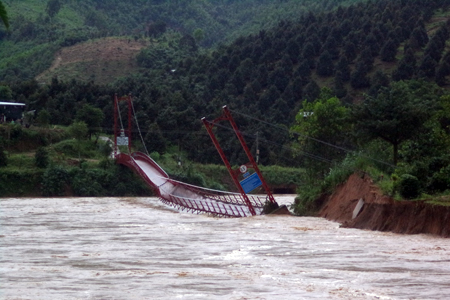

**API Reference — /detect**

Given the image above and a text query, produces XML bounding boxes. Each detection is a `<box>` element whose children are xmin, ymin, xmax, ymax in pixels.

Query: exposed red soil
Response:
<box><xmin>318</xmin><ymin>173</ymin><xmax>450</xmax><ymax>237</ymax></box>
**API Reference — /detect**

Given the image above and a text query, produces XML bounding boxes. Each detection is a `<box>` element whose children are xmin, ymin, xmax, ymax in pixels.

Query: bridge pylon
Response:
<box><xmin>113</xmin><ymin>94</ymin><xmax>133</xmax><ymax>157</ymax></box>
<box><xmin>202</xmin><ymin>105</ymin><xmax>277</xmax><ymax>216</ymax></box>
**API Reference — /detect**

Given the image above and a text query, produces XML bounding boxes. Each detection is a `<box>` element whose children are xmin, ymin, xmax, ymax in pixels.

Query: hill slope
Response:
<box><xmin>0</xmin><ymin>0</ymin><xmax>367</xmax><ymax>82</ymax></box>
<box><xmin>36</xmin><ymin>38</ymin><xmax>149</xmax><ymax>84</ymax></box>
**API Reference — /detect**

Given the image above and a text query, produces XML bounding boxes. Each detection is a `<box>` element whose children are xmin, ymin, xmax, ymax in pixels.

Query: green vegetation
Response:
<box><xmin>34</xmin><ymin>147</ymin><xmax>49</xmax><ymax>168</ymax></box>
<box><xmin>13</xmin><ymin>0</ymin><xmax>441</xmax><ymax>169</ymax></box>
<box><xmin>3</xmin><ymin>0</ymin><xmax>450</xmax><ymax>213</ymax></box>
<box><xmin>0</xmin><ymin>122</ymin><xmax>152</xmax><ymax>197</ymax></box>
<box><xmin>0</xmin><ymin>122</ymin><xmax>303</xmax><ymax>197</ymax></box>
<box><xmin>292</xmin><ymin>79</ymin><xmax>450</xmax><ymax>214</ymax></box>
<box><xmin>0</xmin><ymin>0</ymin><xmax>369</xmax><ymax>82</ymax></box>
<box><xmin>0</xmin><ymin>1</ymin><xmax>8</xmax><ymax>29</ymax></box>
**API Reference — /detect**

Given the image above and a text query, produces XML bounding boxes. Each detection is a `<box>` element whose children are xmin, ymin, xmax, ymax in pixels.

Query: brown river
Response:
<box><xmin>1</xmin><ymin>195</ymin><xmax>450</xmax><ymax>299</ymax></box>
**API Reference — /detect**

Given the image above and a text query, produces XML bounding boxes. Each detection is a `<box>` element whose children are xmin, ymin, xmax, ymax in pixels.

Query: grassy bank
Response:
<box><xmin>0</xmin><ymin>124</ymin><xmax>304</xmax><ymax>197</ymax></box>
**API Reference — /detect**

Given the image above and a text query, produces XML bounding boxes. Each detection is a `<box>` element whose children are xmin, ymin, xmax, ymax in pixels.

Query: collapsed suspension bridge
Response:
<box><xmin>113</xmin><ymin>94</ymin><xmax>279</xmax><ymax>217</ymax></box>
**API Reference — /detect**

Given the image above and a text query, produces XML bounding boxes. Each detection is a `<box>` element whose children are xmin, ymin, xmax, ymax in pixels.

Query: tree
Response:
<box><xmin>410</xmin><ymin>26</ymin><xmax>428</xmax><ymax>49</ymax></box>
<box><xmin>268</xmin><ymin>67</ymin><xmax>289</xmax><ymax>92</ymax></box>
<box><xmin>301</xmin><ymin>42</ymin><xmax>316</xmax><ymax>69</ymax></box>
<box><xmin>342</xmin><ymin>41</ymin><xmax>357</xmax><ymax>62</ymax></box>
<box><xmin>333</xmin><ymin>71</ymin><xmax>347</xmax><ymax>98</ymax></box>
<box><xmin>364</xmin><ymin>32</ymin><xmax>380</xmax><ymax>57</ymax></box>
<box><xmin>35</xmin><ymin>147</ymin><xmax>49</xmax><ymax>168</ymax></box>
<box><xmin>392</xmin><ymin>48</ymin><xmax>416</xmax><ymax>81</ymax></box>
<box><xmin>424</xmin><ymin>37</ymin><xmax>444</xmax><ymax>63</ymax></box>
<box><xmin>295</xmin><ymin>60</ymin><xmax>312</xmax><ymax>79</ymax></box>
<box><xmin>0</xmin><ymin>85</ymin><xmax>12</xmax><ymax>99</ymax></box>
<box><xmin>68</xmin><ymin>121</ymin><xmax>88</xmax><ymax>141</ymax></box>
<box><xmin>144</xmin><ymin>122</ymin><xmax>166</xmax><ymax>154</ymax></box>
<box><xmin>0</xmin><ymin>1</ymin><xmax>9</xmax><ymax>29</ymax></box>
<box><xmin>76</xmin><ymin>104</ymin><xmax>104</xmax><ymax>140</ymax></box>
<box><xmin>418</xmin><ymin>55</ymin><xmax>437</xmax><ymax>79</ymax></box>
<box><xmin>259</xmin><ymin>85</ymin><xmax>280</xmax><ymax>110</ymax></box>
<box><xmin>368</xmin><ymin>70</ymin><xmax>389</xmax><ymax>97</ymax></box>
<box><xmin>286</xmin><ymin>38</ymin><xmax>300</xmax><ymax>62</ymax></box>
<box><xmin>193</xmin><ymin>28</ymin><xmax>205</xmax><ymax>44</ymax></box>
<box><xmin>321</xmin><ymin>36</ymin><xmax>339</xmax><ymax>59</ymax></box>
<box><xmin>357</xmin><ymin>47</ymin><xmax>374</xmax><ymax>71</ymax></box>
<box><xmin>291</xmin><ymin>88</ymin><xmax>351</xmax><ymax>173</ymax></box>
<box><xmin>147</xmin><ymin>20</ymin><xmax>167</xmax><ymax>37</ymax></box>
<box><xmin>335</xmin><ymin>56</ymin><xmax>350</xmax><ymax>82</ymax></box>
<box><xmin>243</xmin><ymin>84</ymin><xmax>258</xmax><ymax>102</ymax></box>
<box><xmin>46</xmin><ymin>0</ymin><xmax>61</xmax><ymax>19</ymax></box>
<box><xmin>350</xmin><ymin>62</ymin><xmax>370</xmax><ymax>89</ymax></box>
<box><xmin>436</xmin><ymin>61</ymin><xmax>450</xmax><ymax>86</ymax></box>
<box><xmin>380</xmin><ymin>39</ymin><xmax>397</xmax><ymax>62</ymax></box>
<box><xmin>68</xmin><ymin>121</ymin><xmax>88</xmax><ymax>162</ymax></box>
<box><xmin>179</xmin><ymin>34</ymin><xmax>197</xmax><ymax>52</ymax></box>
<box><xmin>352</xmin><ymin>81</ymin><xmax>439</xmax><ymax>165</ymax></box>
<box><xmin>316</xmin><ymin>50</ymin><xmax>334</xmax><ymax>77</ymax></box>
<box><xmin>0</xmin><ymin>144</ymin><xmax>7</xmax><ymax>167</ymax></box>
<box><xmin>303</xmin><ymin>80</ymin><xmax>320</xmax><ymax>102</ymax></box>
<box><xmin>36</xmin><ymin>109</ymin><xmax>51</xmax><ymax>128</ymax></box>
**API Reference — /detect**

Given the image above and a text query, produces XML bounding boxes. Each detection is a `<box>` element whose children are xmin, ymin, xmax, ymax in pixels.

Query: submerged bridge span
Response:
<box><xmin>116</xmin><ymin>152</ymin><xmax>267</xmax><ymax>217</ymax></box>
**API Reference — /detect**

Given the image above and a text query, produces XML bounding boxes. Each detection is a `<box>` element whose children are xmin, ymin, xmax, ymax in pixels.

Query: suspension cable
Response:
<box><xmin>116</xmin><ymin>99</ymin><xmax>125</xmax><ymax>132</ymax></box>
<box><xmin>228</xmin><ymin>108</ymin><xmax>395</xmax><ymax>168</ymax></box>
<box><xmin>131</xmin><ymin>98</ymin><xmax>150</xmax><ymax>156</ymax></box>
<box><xmin>209</xmin><ymin>120</ymin><xmax>334</xmax><ymax>165</ymax></box>
<box><xmin>116</xmin><ymin>98</ymin><xmax>130</xmax><ymax>155</ymax></box>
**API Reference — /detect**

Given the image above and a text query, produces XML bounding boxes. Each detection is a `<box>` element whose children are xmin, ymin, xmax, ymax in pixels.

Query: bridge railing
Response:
<box><xmin>117</xmin><ymin>152</ymin><xmax>268</xmax><ymax>217</ymax></box>
<box><xmin>166</xmin><ymin>178</ymin><xmax>266</xmax><ymax>208</ymax></box>
<box><xmin>159</xmin><ymin>193</ymin><xmax>250</xmax><ymax>217</ymax></box>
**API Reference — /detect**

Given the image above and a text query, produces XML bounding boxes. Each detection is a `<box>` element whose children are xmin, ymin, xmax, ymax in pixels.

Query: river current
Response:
<box><xmin>1</xmin><ymin>195</ymin><xmax>450</xmax><ymax>299</ymax></box>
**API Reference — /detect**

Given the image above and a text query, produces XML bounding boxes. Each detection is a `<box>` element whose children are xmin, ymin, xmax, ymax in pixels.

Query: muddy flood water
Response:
<box><xmin>1</xmin><ymin>196</ymin><xmax>450</xmax><ymax>299</ymax></box>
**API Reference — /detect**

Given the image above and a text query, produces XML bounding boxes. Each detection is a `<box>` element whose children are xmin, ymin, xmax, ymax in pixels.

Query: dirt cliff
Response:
<box><xmin>318</xmin><ymin>173</ymin><xmax>450</xmax><ymax>237</ymax></box>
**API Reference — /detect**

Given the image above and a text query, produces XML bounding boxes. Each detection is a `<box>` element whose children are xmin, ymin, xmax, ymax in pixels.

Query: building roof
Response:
<box><xmin>0</xmin><ymin>101</ymin><xmax>25</xmax><ymax>106</ymax></box>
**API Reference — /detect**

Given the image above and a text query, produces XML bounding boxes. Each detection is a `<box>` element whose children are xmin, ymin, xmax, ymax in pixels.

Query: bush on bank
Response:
<box><xmin>0</xmin><ymin>169</ymin><xmax>44</xmax><ymax>197</ymax></box>
<box><xmin>40</xmin><ymin>164</ymin><xmax>153</xmax><ymax>197</ymax></box>
<box><xmin>0</xmin><ymin>125</ymin><xmax>69</xmax><ymax>152</ymax></box>
<box><xmin>0</xmin><ymin>160</ymin><xmax>153</xmax><ymax>197</ymax></box>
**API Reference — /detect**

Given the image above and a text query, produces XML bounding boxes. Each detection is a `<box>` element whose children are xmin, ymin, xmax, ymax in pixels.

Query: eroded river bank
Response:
<box><xmin>1</xmin><ymin>196</ymin><xmax>450</xmax><ymax>299</ymax></box>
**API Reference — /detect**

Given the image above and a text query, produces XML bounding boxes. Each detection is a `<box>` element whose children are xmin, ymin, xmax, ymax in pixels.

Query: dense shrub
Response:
<box><xmin>0</xmin><ymin>144</ymin><xmax>7</xmax><ymax>167</ymax></box>
<box><xmin>260</xmin><ymin>165</ymin><xmax>304</xmax><ymax>186</ymax></box>
<box><xmin>428</xmin><ymin>165</ymin><xmax>450</xmax><ymax>193</ymax></box>
<box><xmin>34</xmin><ymin>147</ymin><xmax>49</xmax><ymax>168</ymax></box>
<box><xmin>113</xmin><ymin>165</ymin><xmax>153</xmax><ymax>196</ymax></box>
<box><xmin>41</xmin><ymin>166</ymin><xmax>70</xmax><ymax>196</ymax></box>
<box><xmin>52</xmin><ymin>139</ymin><xmax>98</xmax><ymax>158</ymax></box>
<box><xmin>398</xmin><ymin>174</ymin><xmax>421</xmax><ymax>199</ymax></box>
<box><xmin>70</xmin><ymin>169</ymin><xmax>105</xmax><ymax>196</ymax></box>
<box><xmin>0</xmin><ymin>169</ymin><xmax>43</xmax><ymax>196</ymax></box>
<box><xmin>9</xmin><ymin>124</ymin><xmax>23</xmax><ymax>140</ymax></box>
<box><xmin>98</xmin><ymin>158</ymin><xmax>113</xmax><ymax>169</ymax></box>
<box><xmin>171</xmin><ymin>164</ymin><xmax>207</xmax><ymax>187</ymax></box>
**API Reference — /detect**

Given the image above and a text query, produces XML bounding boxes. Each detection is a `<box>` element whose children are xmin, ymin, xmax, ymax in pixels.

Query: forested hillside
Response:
<box><xmin>0</xmin><ymin>0</ymin><xmax>366</xmax><ymax>82</ymax></box>
<box><xmin>5</xmin><ymin>0</ymin><xmax>450</xmax><ymax>203</ymax></box>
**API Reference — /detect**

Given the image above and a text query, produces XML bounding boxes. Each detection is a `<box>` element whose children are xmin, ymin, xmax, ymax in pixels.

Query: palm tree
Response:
<box><xmin>0</xmin><ymin>1</ymin><xmax>9</xmax><ymax>29</ymax></box>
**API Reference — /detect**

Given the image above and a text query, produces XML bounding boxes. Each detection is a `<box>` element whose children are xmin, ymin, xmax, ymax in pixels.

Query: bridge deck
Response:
<box><xmin>117</xmin><ymin>152</ymin><xmax>266</xmax><ymax>217</ymax></box>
